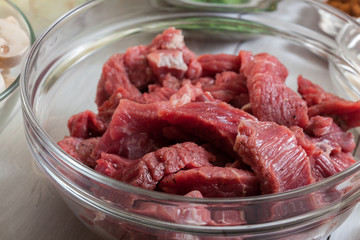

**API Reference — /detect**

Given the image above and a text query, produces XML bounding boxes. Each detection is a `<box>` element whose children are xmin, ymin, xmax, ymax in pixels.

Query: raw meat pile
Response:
<box><xmin>58</xmin><ymin>27</ymin><xmax>359</xmax><ymax>199</ymax></box>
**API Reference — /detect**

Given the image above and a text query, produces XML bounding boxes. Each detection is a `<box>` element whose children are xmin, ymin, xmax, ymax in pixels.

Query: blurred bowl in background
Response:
<box><xmin>0</xmin><ymin>0</ymin><xmax>34</xmax><ymax>131</ymax></box>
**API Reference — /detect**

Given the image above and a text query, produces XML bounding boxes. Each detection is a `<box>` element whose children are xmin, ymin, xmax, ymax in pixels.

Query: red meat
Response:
<box><xmin>95</xmin><ymin>142</ymin><xmax>214</xmax><ymax>190</ymax></box>
<box><xmin>58</xmin><ymin>136</ymin><xmax>99</xmax><ymax>168</ymax></box>
<box><xmin>198</xmin><ymin>53</ymin><xmax>240</xmax><ymax>77</ymax></box>
<box><xmin>68</xmin><ymin>110</ymin><xmax>106</xmax><ymax>138</ymax></box>
<box><xmin>306</xmin><ymin>116</ymin><xmax>355</xmax><ymax>154</ymax></box>
<box><xmin>159</xmin><ymin>166</ymin><xmax>260</xmax><ymax>197</ymax></box>
<box><xmin>239</xmin><ymin>51</ymin><xmax>309</xmax><ymax>128</ymax></box>
<box><xmin>92</xmin><ymin>100</ymin><xmax>170</xmax><ymax>160</ymax></box>
<box><xmin>202</xmin><ymin>71</ymin><xmax>248</xmax><ymax>104</ymax></box>
<box><xmin>124</xmin><ymin>45</ymin><xmax>154</xmax><ymax>90</ymax></box>
<box><xmin>298</xmin><ymin>75</ymin><xmax>360</xmax><ymax>130</ymax></box>
<box><xmin>234</xmin><ymin>119</ymin><xmax>315</xmax><ymax>194</ymax></box>
<box><xmin>159</xmin><ymin>101</ymin><xmax>257</xmax><ymax>157</ymax></box>
<box><xmin>95</xmin><ymin>53</ymin><xmax>141</xmax><ymax>107</ymax></box>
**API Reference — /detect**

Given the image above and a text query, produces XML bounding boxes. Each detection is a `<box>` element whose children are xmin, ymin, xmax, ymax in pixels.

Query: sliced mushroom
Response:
<box><xmin>0</xmin><ymin>72</ymin><xmax>5</xmax><ymax>93</ymax></box>
<box><xmin>1</xmin><ymin>69</ymin><xmax>15</xmax><ymax>88</ymax></box>
<box><xmin>0</xmin><ymin>16</ymin><xmax>30</xmax><ymax>69</ymax></box>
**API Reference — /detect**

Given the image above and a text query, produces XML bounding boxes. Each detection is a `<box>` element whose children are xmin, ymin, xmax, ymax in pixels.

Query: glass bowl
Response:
<box><xmin>0</xmin><ymin>0</ymin><xmax>34</xmax><ymax>131</ymax></box>
<box><xmin>20</xmin><ymin>0</ymin><xmax>360</xmax><ymax>239</ymax></box>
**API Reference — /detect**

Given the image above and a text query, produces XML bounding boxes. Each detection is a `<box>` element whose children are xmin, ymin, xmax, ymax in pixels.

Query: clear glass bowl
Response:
<box><xmin>0</xmin><ymin>0</ymin><xmax>35</xmax><ymax>131</ymax></box>
<box><xmin>20</xmin><ymin>0</ymin><xmax>360</xmax><ymax>239</ymax></box>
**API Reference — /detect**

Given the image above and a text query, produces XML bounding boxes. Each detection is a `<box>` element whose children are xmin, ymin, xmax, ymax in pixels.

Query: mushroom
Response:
<box><xmin>0</xmin><ymin>16</ymin><xmax>30</xmax><ymax>69</ymax></box>
<box><xmin>0</xmin><ymin>71</ymin><xmax>5</xmax><ymax>94</ymax></box>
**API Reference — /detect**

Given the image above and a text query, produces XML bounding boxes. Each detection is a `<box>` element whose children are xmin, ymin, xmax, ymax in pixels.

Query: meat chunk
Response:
<box><xmin>239</xmin><ymin>51</ymin><xmax>309</xmax><ymax>128</ymax></box>
<box><xmin>68</xmin><ymin>110</ymin><xmax>106</xmax><ymax>138</ymax></box>
<box><xmin>95</xmin><ymin>53</ymin><xmax>141</xmax><ymax>107</ymax></box>
<box><xmin>58</xmin><ymin>136</ymin><xmax>99</xmax><ymax>168</ymax></box>
<box><xmin>306</xmin><ymin>116</ymin><xmax>355</xmax><ymax>154</ymax></box>
<box><xmin>298</xmin><ymin>75</ymin><xmax>360</xmax><ymax>130</ymax></box>
<box><xmin>92</xmin><ymin>100</ymin><xmax>170</xmax><ymax>160</ymax></box>
<box><xmin>159</xmin><ymin>166</ymin><xmax>260</xmax><ymax>197</ymax></box>
<box><xmin>147</xmin><ymin>27</ymin><xmax>202</xmax><ymax>80</ymax></box>
<box><xmin>135</xmin><ymin>190</ymin><xmax>213</xmax><ymax>226</ymax></box>
<box><xmin>147</xmin><ymin>50</ymin><xmax>188</xmax><ymax>79</ymax></box>
<box><xmin>198</xmin><ymin>53</ymin><xmax>240</xmax><ymax>77</ymax></box>
<box><xmin>95</xmin><ymin>142</ymin><xmax>214</xmax><ymax>190</ymax></box>
<box><xmin>124</xmin><ymin>45</ymin><xmax>154</xmax><ymax>90</ymax></box>
<box><xmin>234</xmin><ymin>119</ymin><xmax>315</xmax><ymax>194</ymax></box>
<box><xmin>202</xmin><ymin>71</ymin><xmax>248</xmax><ymax>104</ymax></box>
<box><xmin>159</xmin><ymin>101</ymin><xmax>257</xmax><ymax>157</ymax></box>
<box><xmin>291</xmin><ymin>124</ymin><xmax>355</xmax><ymax>181</ymax></box>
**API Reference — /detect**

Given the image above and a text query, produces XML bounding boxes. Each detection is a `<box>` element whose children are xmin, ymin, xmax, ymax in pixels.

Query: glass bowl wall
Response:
<box><xmin>21</xmin><ymin>0</ymin><xmax>360</xmax><ymax>239</ymax></box>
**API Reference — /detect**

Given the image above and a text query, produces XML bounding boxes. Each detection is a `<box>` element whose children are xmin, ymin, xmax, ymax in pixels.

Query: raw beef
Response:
<box><xmin>124</xmin><ymin>45</ymin><xmax>154</xmax><ymax>90</ymax></box>
<box><xmin>159</xmin><ymin>166</ymin><xmax>260</xmax><ymax>197</ymax></box>
<box><xmin>298</xmin><ymin>75</ymin><xmax>360</xmax><ymax>130</ymax></box>
<box><xmin>95</xmin><ymin>142</ymin><xmax>214</xmax><ymax>190</ymax></box>
<box><xmin>291</xmin><ymin>124</ymin><xmax>356</xmax><ymax>181</ymax></box>
<box><xmin>234</xmin><ymin>119</ymin><xmax>315</xmax><ymax>194</ymax></box>
<box><xmin>135</xmin><ymin>190</ymin><xmax>213</xmax><ymax>225</ymax></box>
<box><xmin>58</xmin><ymin>136</ymin><xmax>99</xmax><ymax>168</ymax></box>
<box><xmin>68</xmin><ymin>110</ymin><xmax>106</xmax><ymax>138</ymax></box>
<box><xmin>58</xmin><ymin>27</ymin><xmax>358</xmax><ymax>209</ymax></box>
<box><xmin>198</xmin><ymin>53</ymin><xmax>240</xmax><ymax>77</ymax></box>
<box><xmin>159</xmin><ymin>101</ymin><xmax>257</xmax><ymax>157</ymax></box>
<box><xmin>306</xmin><ymin>116</ymin><xmax>355</xmax><ymax>154</ymax></box>
<box><xmin>202</xmin><ymin>71</ymin><xmax>248</xmax><ymax>104</ymax></box>
<box><xmin>91</xmin><ymin>100</ymin><xmax>169</xmax><ymax>160</ymax></box>
<box><xmin>239</xmin><ymin>51</ymin><xmax>309</xmax><ymax>128</ymax></box>
<box><xmin>95</xmin><ymin>53</ymin><xmax>141</xmax><ymax>107</ymax></box>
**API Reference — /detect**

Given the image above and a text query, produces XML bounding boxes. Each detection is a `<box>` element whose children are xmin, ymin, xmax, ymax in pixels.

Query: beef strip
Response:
<box><xmin>234</xmin><ymin>119</ymin><xmax>315</xmax><ymax>194</ymax></box>
<box><xmin>239</xmin><ymin>51</ymin><xmax>309</xmax><ymax>128</ymax></box>
<box><xmin>95</xmin><ymin>142</ymin><xmax>214</xmax><ymax>190</ymax></box>
<box><xmin>159</xmin><ymin>166</ymin><xmax>260</xmax><ymax>198</ymax></box>
<box><xmin>298</xmin><ymin>75</ymin><xmax>360</xmax><ymax>130</ymax></box>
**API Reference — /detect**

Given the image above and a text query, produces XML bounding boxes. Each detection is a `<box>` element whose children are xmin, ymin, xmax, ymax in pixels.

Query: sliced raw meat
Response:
<box><xmin>239</xmin><ymin>51</ymin><xmax>309</xmax><ymax>128</ymax></box>
<box><xmin>239</xmin><ymin>51</ymin><xmax>288</xmax><ymax>81</ymax></box>
<box><xmin>198</xmin><ymin>53</ymin><xmax>240</xmax><ymax>77</ymax></box>
<box><xmin>95</xmin><ymin>53</ymin><xmax>141</xmax><ymax>107</ymax></box>
<box><xmin>159</xmin><ymin>166</ymin><xmax>260</xmax><ymax>197</ymax></box>
<box><xmin>291</xmin><ymin>125</ymin><xmax>355</xmax><ymax>181</ymax></box>
<box><xmin>147</xmin><ymin>27</ymin><xmax>185</xmax><ymax>51</ymax></box>
<box><xmin>92</xmin><ymin>100</ymin><xmax>170</xmax><ymax>160</ymax></box>
<box><xmin>94</xmin><ymin>152</ymin><xmax>132</xmax><ymax>179</ymax></box>
<box><xmin>168</xmin><ymin>81</ymin><xmax>204</xmax><ymax>107</ymax></box>
<box><xmin>298</xmin><ymin>75</ymin><xmax>360</xmax><ymax>130</ymax></box>
<box><xmin>135</xmin><ymin>190</ymin><xmax>212</xmax><ymax>226</ymax></box>
<box><xmin>147</xmin><ymin>27</ymin><xmax>202</xmax><ymax>80</ymax></box>
<box><xmin>124</xmin><ymin>45</ymin><xmax>154</xmax><ymax>90</ymax></box>
<box><xmin>95</xmin><ymin>142</ymin><xmax>214</xmax><ymax>190</ymax></box>
<box><xmin>330</xmin><ymin>151</ymin><xmax>357</xmax><ymax>172</ymax></box>
<box><xmin>68</xmin><ymin>110</ymin><xmax>106</xmax><ymax>138</ymax></box>
<box><xmin>202</xmin><ymin>71</ymin><xmax>248</xmax><ymax>103</ymax></box>
<box><xmin>58</xmin><ymin>136</ymin><xmax>99</xmax><ymax>168</ymax></box>
<box><xmin>159</xmin><ymin>101</ymin><xmax>257</xmax><ymax>156</ymax></box>
<box><xmin>306</xmin><ymin>116</ymin><xmax>355</xmax><ymax>153</ymax></box>
<box><xmin>147</xmin><ymin>50</ymin><xmax>188</xmax><ymax>79</ymax></box>
<box><xmin>234</xmin><ymin>119</ymin><xmax>315</xmax><ymax>194</ymax></box>
<box><xmin>140</xmin><ymin>84</ymin><xmax>177</xmax><ymax>104</ymax></box>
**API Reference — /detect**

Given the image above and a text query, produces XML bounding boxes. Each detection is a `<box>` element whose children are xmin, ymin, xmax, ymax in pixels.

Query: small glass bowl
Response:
<box><xmin>20</xmin><ymin>0</ymin><xmax>360</xmax><ymax>239</ymax></box>
<box><xmin>0</xmin><ymin>0</ymin><xmax>35</xmax><ymax>131</ymax></box>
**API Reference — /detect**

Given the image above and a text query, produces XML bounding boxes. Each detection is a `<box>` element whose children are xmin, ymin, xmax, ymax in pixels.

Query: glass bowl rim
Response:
<box><xmin>20</xmin><ymin>0</ymin><xmax>360</xmax><ymax>205</ymax></box>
